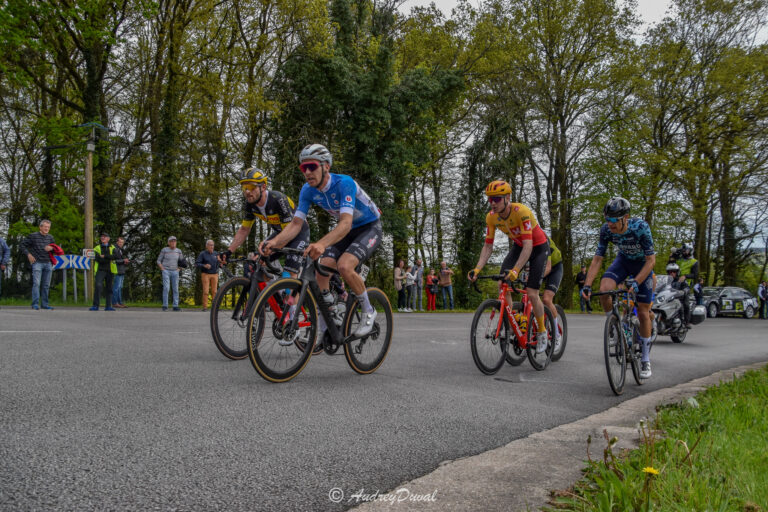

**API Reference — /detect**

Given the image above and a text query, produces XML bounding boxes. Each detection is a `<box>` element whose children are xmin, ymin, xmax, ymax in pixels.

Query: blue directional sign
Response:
<box><xmin>53</xmin><ymin>255</ymin><xmax>91</xmax><ymax>270</ymax></box>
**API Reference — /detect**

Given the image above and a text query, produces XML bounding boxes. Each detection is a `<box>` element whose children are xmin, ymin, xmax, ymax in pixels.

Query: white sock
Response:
<box><xmin>359</xmin><ymin>290</ymin><xmax>374</xmax><ymax>313</ymax></box>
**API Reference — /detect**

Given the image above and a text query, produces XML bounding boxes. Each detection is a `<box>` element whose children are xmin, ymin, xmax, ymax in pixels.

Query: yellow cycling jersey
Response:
<box><xmin>548</xmin><ymin>237</ymin><xmax>562</xmax><ymax>266</ymax></box>
<box><xmin>485</xmin><ymin>203</ymin><xmax>548</xmax><ymax>247</ymax></box>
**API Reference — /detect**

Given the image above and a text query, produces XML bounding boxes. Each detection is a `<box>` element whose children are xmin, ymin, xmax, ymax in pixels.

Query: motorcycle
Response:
<box><xmin>651</xmin><ymin>275</ymin><xmax>706</xmax><ymax>343</ymax></box>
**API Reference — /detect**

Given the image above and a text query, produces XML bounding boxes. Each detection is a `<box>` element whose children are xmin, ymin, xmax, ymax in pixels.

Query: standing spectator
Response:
<box><xmin>693</xmin><ymin>278</ymin><xmax>704</xmax><ymax>306</ymax></box>
<box><xmin>404</xmin><ymin>264</ymin><xmax>415</xmax><ymax>312</ymax></box>
<box><xmin>438</xmin><ymin>261</ymin><xmax>454</xmax><ymax>310</ymax></box>
<box><xmin>0</xmin><ymin>234</ymin><xmax>9</xmax><ymax>306</ymax></box>
<box><xmin>21</xmin><ymin>219</ymin><xmax>55</xmax><ymax>310</ymax></box>
<box><xmin>90</xmin><ymin>232</ymin><xmax>117</xmax><ymax>311</ymax></box>
<box><xmin>425</xmin><ymin>268</ymin><xmax>438</xmax><ymax>311</ymax></box>
<box><xmin>157</xmin><ymin>236</ymin><xmax>183</xmax><ymax>311</ymax></box>
<box><xmin>196</xmin><ymin>239</ymin><xmax>220</xmax><ymax>312</ymax></box>
<box><xmin>575</xmin><ymin>265</ymin><xmax>591</xmax><ymax>313</ymax></box>
<box><xmin>411</xmin><ymin>259</ymin><xmax>424</xmax><ymax>311</ymax></box>
<box><xmin>758</xmin><ymin>281</ymin><xmax>768</xmax><ymax>320</ymax></box>
<box><xmin>394</xmin><ymin>259</ymin><xmax>406</xmax><ymax>312</ymax></box>
<box><xmin>112</xmin><ymin>236</ymin><xmax>130</xmax><ymax>308</ymax></box>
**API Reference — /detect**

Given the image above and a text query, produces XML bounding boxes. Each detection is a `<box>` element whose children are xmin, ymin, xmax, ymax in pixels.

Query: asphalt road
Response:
<box><xmin>1</xmin><ymin>307</ymin><xmax>766</xmax><ymax>511</ymax></box>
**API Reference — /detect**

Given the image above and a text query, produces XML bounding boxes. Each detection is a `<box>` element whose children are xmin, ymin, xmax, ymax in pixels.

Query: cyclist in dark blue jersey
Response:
<box><xmin>261</xmin><ymin>144</ymin><xmax>382</xmax><ymax>337</ymax></box>
<box><xmin>582</xmin><ymin>197</ymin><xmax>656</xmax><ymax>379</ymax></box>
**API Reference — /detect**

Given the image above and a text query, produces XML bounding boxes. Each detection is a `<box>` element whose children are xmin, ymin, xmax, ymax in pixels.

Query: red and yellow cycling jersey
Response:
<box><xmin>485</xmin><ymin>203</ymin><xmax>548</xmax><ymax>247</ymax></box>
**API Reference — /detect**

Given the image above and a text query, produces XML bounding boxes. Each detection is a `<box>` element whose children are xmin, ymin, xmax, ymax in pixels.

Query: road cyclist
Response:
<box><xmin>581</xmin><ymin>197</ymin><xmax>656</xmax><ymax>379</ymax></box>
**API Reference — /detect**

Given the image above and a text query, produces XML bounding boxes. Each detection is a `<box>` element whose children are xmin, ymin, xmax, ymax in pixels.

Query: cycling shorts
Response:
<box><xmin>603</xmin><ymin>253</ymin><xmax>653</xmax><ymax>304</ymax></box>
<box><xmin>543</xmin><ymin>261</ymin><xmax>563</xmax><ymax>294</ymax></box>
<box><xmin>501</xmin><ymin>242</ymin><xmax>549</xmax><ymax>290</ymax></box>
<box><xmin>322</xmin><ymin>220</ymin><xmax>382</xmax><ymax>263</ymax></box>
<box><xmin>266</xmin><ymin>222</ymin><xmax>310</xmax><ymax>274</ymax></box>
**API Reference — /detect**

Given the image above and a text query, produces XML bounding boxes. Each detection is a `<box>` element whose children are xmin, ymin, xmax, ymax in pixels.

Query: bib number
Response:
<box><xmin>359</xmin><ymin>264</ymin><xmax>370</xmax><ymax>282</ymax></box>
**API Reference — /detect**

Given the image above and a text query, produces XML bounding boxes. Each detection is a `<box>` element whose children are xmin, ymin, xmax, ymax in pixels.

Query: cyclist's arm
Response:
<box><xmin>634</xmin><ymin>254</ymin><xmax>656</xmax><ymax>285</ymax></box>
<box><xmin>511</xmin><ymin>239</ymin><xmax>533</xmax><ymax>275</ymax></box>
<box><xmin>227</xmin><ymin>225</ymin><xmax>251</xmax><ymax>253</ymax></box>
<box><xmin>316</xmin><ymin>213</ymin><xmax>352</xmax><ymax>248</ymax></box>
<box><xmin>473</xmin><ymin>242</ymin><xmax>494</xmax><ymax>272</ymax></box>
<box><xmin>264</xmin><ymin>217</ymin><xmax>303</xmax><ymax>250</ymax></box>
<box><xmin>584</xmin><ymin>254</ymin><xmax>604</xmax><ymax>288</ymax></box>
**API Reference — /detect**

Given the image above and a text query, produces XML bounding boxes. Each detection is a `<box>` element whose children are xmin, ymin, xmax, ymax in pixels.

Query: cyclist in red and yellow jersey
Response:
<box><xmin>468</xmin><ymin>180</ymin><xmax>550</xmax><ymax>353</ymax></box>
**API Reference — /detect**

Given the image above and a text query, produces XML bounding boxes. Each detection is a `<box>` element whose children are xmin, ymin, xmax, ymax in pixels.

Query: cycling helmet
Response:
<box><xmin>239</xmin><ymin>167</ymin><xmax>268</xmax><ymax>186</ymax></box>
<box><xmin>603</xmin><ymin>197</ymin><xmax>631</xmax><ymax>218</ymax></box>
<box><xmin>299</xmin><ymin>144</ymin><xmax>332</xmax><ymax>166</ymax></box>
<box><xmin>485</xmin><ymin>180</ymin><xmax>512</xmax><ymax>197</ymax></box>
<box><xmin>666</xmin><ymin>263</ymin><xmax>680</xmax><ymax>274</ymax></box>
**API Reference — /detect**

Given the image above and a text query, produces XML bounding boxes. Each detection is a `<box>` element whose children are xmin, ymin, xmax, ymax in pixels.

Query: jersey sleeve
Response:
<box><xmin>294</xmin><ymin>184</ymin><xmax>312</xmax><ymax>221</ymax></box>
<box><xmin>241</xmin><ymin>201</ymin><xmax>256</xmax><ymax>228</ymax></box>
<box><xmin>484</xmin><ymin>212</ymin><xmax>496</xmax><ymax>244</ymax></box>
<box><xmin>275</xmin><ymin>192</ymin><xmax>295</xmax><ymax>227</ymax></box>
<box><xmin>338</xmin><ymin>176</ymin><xmax>357</xmax><ymax>217</ymax></box>
<box><xmin>595</xmin><ymin>224</ymin><xmax>610</xmax><ymax>257</ymax></box>
<box><xmin>517</xmin><ymin>205</ymin><xmax>535</xmax><ymax>241</ymax></box>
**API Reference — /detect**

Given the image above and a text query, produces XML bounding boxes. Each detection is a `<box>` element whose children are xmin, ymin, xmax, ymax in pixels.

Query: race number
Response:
<box><xmin>359</xmin><ymin>264</ymin><xmax>370</xmax><ymax>282</ymax></box>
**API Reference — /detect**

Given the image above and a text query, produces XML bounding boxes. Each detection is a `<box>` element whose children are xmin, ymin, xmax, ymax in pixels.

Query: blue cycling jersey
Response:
<box><xmin>295</xmin><ymin>173</ymin><xmax>380</xmax><ymax>229</ymax></box>
<box><xmin>595</xmin><ymin>218</ymin><xmax>655</xmax><ymax>261</ymax></box>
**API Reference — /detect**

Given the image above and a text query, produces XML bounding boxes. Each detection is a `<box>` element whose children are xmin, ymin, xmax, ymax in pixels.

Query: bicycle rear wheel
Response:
<box><xmin>629</xmin><ymin>324</ymin><xmax>644</xmax><ymax>386</ymax></box>
<box><xmin>550</xmin><ymin>304</ymin><xmax>568</xmax><ymax>362</ymax></box>
<box><xmin>604</xmin><ymin>313</ymin><xmax>627</xmax><ymax>395</ymax></box>
<box><xmin>210</xmin><ymin>276</ymin><xmax>252</xmax><ymax>360</ymax></box>
<box><xmin>343</xmin><ymin>288</ymin><xmax>393</xmax><ymax>374</ymax></box>
<box><xmin>470</xmin><ymin>299</ymin><xmax>509</xmax><ymax>375</ymax></box>
<box><xmin>247</xmin><ymin>279</ymin><xmax>317</xmax><ymax>383</ymax></box>
<box><xmin>526</xmin><ymin>307</ymin><xmax>555</xmax><ymax>370</ymax></box>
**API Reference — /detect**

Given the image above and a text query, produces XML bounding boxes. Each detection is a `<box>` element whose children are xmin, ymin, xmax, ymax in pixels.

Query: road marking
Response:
<box><xmin>429</xmin><ymin>339</ymin><xmax>458</xmax><ymax>345</ymax></box>
<box><xmin>0</xmin><ymin>330</ymin><xmax>63</xmax><ymax>333</ymax></box>
<box><xmin>176</xmin><ymin>331</ymin><xmax>200</xmax><ymax>334</ymax></box>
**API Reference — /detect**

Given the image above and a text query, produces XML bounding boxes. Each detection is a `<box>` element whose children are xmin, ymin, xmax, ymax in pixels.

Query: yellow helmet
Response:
<box><xmin>239</xmin><ymin>167</ymin><xmax>268</xmax><ymax>186</ymax></box>
<box><xmin>485</xmin><ymin>180</ymin><xmax>512</xmax><ymax>197</ymax></box>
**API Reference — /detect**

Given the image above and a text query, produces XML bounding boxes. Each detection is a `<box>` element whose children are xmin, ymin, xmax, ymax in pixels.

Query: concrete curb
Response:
<box><xmin>351</xmin><ymin>361</ymin><xmax>767</xmax><ymax>512</ymax></box>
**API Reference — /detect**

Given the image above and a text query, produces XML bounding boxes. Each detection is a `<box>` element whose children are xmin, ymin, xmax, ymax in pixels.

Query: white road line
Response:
<box><xmin>0</xmin><ymin>331</ymin><xmax>63</xmax><ymax>333</ymax></box>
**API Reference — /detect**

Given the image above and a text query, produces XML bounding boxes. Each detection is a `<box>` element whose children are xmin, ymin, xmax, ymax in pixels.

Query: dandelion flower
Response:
<box><xmin>643</xmin><ymin>467</ymin><xmax>660</xmax><ymax>475</ymax></box>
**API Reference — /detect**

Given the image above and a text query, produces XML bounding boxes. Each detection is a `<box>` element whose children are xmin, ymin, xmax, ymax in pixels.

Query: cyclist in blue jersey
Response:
<box><xmin>582</xmin><ymin>197</ymin><xmax>656</xmax><ymax>379</ymax></box>
<box><xmin>261</xmin><ymin>144</ymin><xmax>382</xmax><ymax>337</ymax></box>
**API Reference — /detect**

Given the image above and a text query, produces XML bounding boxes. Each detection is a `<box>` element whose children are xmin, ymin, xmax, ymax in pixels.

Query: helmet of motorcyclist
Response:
<box><xmin>603</xmin><ymin>197</ymin><xmax>631</xmax><ymax>218</ymax></box>
<box><xmin>681</xmin><ymin>243</ymin><xmax>693</xmax><ymax>257</ymax></box>
<box><xmin>666</xmin><ymin>263</ymin><xmax>680</xmax><ymax>275</ymax></box>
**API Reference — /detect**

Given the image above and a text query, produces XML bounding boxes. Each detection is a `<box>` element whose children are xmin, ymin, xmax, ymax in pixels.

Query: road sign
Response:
<box><xmin>53</xmin><ymin>255</ymin><xmax>91</xmax><ymax>270</ymax></box>
<box><xmin>83</xmin><ymin>249</ymin><xmax>95</xmax><ymax>259</ymax></box>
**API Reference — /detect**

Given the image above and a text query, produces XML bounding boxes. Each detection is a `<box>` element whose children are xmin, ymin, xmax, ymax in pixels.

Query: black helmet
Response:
<box><xmin>682</xmin><ymin>243</ymin><xmax>693</xmax><ymax>256</ymax></box>
<box><xmin>603</xmin><ymin>197</ymin><xmax>631</xmax><ymax>218</ymax></box>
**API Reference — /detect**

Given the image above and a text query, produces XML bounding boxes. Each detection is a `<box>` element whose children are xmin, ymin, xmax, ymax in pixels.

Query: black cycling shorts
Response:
<box><xmin>322</xmin><ymin>220</ymin><xmax>382</xmax><ymax>263</ymax></box>
<box><xmin>501</xmin><ymin>242</ymin><xmax>549</xmax><ymax>290</ymax></box>
<box><xmin>266</xmin><ymin>222</ymin><xmax>310</xmax><ymax>274</ymax></box>
<box><xmin>543</xmin><ymin>261</ymin><xmax>563</xmax><ymax>294</ymax></box>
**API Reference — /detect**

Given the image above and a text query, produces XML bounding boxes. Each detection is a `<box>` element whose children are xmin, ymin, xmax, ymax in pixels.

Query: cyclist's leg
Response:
<box><xmin>500</xmin><ymin>245</ymin><xmax>522</xmax><ymax>311</ymax></box>
<box><xmin>337</xmin><ymin>221</ymin><xmax>382</xmax><ymax>298</ymax></box>
<box><xmin>524</xmin><ymin>244</ymin><xmax>549</xmax><ymax>346</ymax></box>
<box><xmin>279</xmin><ymin>222</ymin><xmax>310</xmax><ymax>280</ymax></box>
<box><xmin>542</xmin><ymin>262</ymin><xmax>563</xmax><ymax>320</ymax></box>
<box><xmin>600</xmin><ymin>256</ymin><xmax>629</xmax><ymax>313</ymax></box>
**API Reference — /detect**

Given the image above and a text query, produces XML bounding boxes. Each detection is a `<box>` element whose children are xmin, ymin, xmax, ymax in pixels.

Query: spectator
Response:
<box><xmin>758</xmin><ymin>281</ymin><xmax>767</xmax><ymax>320</ymax></box>
<box><xmin>411</xmin><ymin>259</ymin><xmax>424</xmax><ymax>311</ymax></box>
<box><xmin>575</xmin><ymin>265</ymin><xmax>591</xmax><ymax>313</ymax></box>
<box><xmin>425</xmin><ymin>268</ymin><xmax>438</xmax><ymax>311</ymax></box>
<box><xmin>404</xmin><ymin>264</ymin><xmax>415</xmax><ymax>313</ymax></box>
<box><xmin>394</xmin><ymin>259</ymin><xmax>406</xmax><ymax>312</ymax></box>
<box><xmin>0</xmin><ymin>234</ymin><xmax>9</xmax><ymax>307</ymax></box>
<box><xmin>112</xmin><ymin>236</ymin><xmax>130</xmax><ymax>308</ymax></box>
<box><xmin>438</xmin><ymin>261</ymin><xmax>454</xmax><ymax>310</ymax></box>
<box><xmin>90</xmin><ymin>232</ymin><xmax>117</xmax><ymax>311</ymax></box>
<box><xmin>196</xmin><ymin>239</ymin><xmax>220</xmax><ymax>312</ymax></box>
<box><xmin>21</xmin><ymin>219</ymin><xmax>55</xmax><ymax>310</ymax></box>
<box><xmin>157</xmin><ymin>236</ymin><xmax>183</xmax><ymax>311</ymax></box>
<box><xmin>693</xmin><ymin>277</ymin><xmax>704</xmax><ymax>306</ymax></box>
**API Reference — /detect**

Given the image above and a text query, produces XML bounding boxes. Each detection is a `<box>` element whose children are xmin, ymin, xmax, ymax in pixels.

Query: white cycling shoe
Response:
<box><xmin>535</xmin><ymin>331</ymin><xmax>549</xmax><ymax>354</ymax></box>
<box><xmin>354</xmin><ymin>309</ymin><xmax>377</xmax><ymax>337</ymax></box>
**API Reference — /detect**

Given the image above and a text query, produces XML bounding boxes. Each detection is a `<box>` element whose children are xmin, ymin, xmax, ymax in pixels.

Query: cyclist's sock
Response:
<box><xmin>605</xmin><ymin>311</ymin><xmax>612</xmax><ymax>317</ymax></box>
<box><xmin>317</xmin><ymin>313</ymin><xmax>328</xmax><ymax>336</ymax></box>
<box><xmin>536</xmin><ymin>315</ymin><xmax>546</xmax><ymax>332</ymax></box>
<box><xmin>639</xmin><ymin>335</ymin><xmax>651</xmax><ymax>362</ymax></box>
<box><xmin>359</xmin><ymin>290</ymin><xmax>374</xmax><ymax>314</ymax></box>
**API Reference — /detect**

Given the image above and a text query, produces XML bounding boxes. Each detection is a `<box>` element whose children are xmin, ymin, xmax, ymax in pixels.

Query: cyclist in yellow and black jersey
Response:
<box><xmin>542</xmin><ymin>237</ymin><xmax>564</xmax><ymax>351</ymax></box>
<box><xmin>221</xmin><ymin>168</ymin><xmax>310</xmax><ymax>276</ymax></box>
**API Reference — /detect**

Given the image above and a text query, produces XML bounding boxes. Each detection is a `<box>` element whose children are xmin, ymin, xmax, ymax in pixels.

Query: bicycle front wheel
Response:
<box><xmin>210</xmin><ymin>276</ymin><xmax>252</xmax><ymax>360</ymax></box>
<box><xmin>550</xmin><ymin>304</ymin><xmax>568</xmax><ymax>362</ymax></box>
<box><xmin>247</xmin><ymin>278</ymin><xmax>317</xmax><ymax>383</ymax></box>
<box><xmin>604</xmin><ymin>313</ymin><xmax>627</xmax><ymax>395</ymax></box>
<box><xmin>526</xmin><ymin>307</ymin><xmax>555</xmax><ymax>370</ymax></box>
<box><xmin>470</xmin><ymin>299</ymin><xmax>509</xmax><ymax>375</ymax></box>
<box><xmin>343</xmin><ymin>288</ymin><xmax>393</xmax><ymax>374</ymax></box>
<box><xmin>629</xmin><ymin>324</ymin><xmax>644</xmax><ymax>386</ymax></box>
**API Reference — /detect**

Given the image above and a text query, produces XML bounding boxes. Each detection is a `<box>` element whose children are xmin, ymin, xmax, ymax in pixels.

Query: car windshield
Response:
<box><xmin>702</xmin><ymin>287</ymin><xmax>720</xmax><ymax>295</ymax></box>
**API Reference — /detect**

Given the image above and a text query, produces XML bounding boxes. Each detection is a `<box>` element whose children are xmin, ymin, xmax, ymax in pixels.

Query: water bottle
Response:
<box><xmin>320</xmin><ymin>289</ymin><xmax>342</xmax><ymax>326</ymax></box>
<box><xmin>335</xmin><ymin>301</ymin><xmax>347</xmax><ymax>326</ymax></box>
<box><xmin>519</xmin><ymin>315</ymin><xmax>528</xmax><ymax>333</ymax></box>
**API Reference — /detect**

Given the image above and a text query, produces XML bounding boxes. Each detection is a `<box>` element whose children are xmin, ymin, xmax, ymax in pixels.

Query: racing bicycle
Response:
<box><xmin>246</xmin><ymin>247</ymin><xmax>393</xmax><ymax>383</ymax></box>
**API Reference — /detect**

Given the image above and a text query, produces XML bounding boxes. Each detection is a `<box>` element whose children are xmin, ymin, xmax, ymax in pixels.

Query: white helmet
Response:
<box><xmin>299</xmin><ymin>144</ymin><xmax>332</xmax><ymax>166</ymax></box>
<box><xmin>666</xmin><ymin>263</ymin><xmax>680</xmax><ymax>274</ymax></box>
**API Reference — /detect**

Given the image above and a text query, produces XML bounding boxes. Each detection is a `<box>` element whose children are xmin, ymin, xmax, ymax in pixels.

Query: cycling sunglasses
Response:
<box><xmin>299</xmin><ymin>162</ymin><xmax>320</xmax><ymax>173</ymax></box>
<box><xmin>488</xmin><ymin>196</ymin><xmax>504</xmax><ymax>203</ymax></box>
<box><xmin>241</xmin><ymin>183</ymin><xmax>258</xmax><ymax>192</ymax></box>
<box><xmin>605</xmin><ymin>216</ymin><xmax>622</xmax><ymax>223</ymax></box>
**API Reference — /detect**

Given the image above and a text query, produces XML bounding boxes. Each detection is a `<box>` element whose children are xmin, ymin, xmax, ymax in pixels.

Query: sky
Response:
<box><xmin>397</xmin><ymin>0</ymin><xmax>673</xmax><ymax>27</ymax></box>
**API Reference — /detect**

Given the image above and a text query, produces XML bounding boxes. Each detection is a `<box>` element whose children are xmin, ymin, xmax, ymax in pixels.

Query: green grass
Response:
<box><xmin>550</xmin><ymin>365</ymin><xmax>768</xmax><ymax>511</ymax></box>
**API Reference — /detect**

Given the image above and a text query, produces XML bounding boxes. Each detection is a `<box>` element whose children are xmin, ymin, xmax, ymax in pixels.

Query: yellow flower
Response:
<box><xmin>643</xmin><ymin>467</ymin><xmax>660</xmax><ymax>475</ymax></box>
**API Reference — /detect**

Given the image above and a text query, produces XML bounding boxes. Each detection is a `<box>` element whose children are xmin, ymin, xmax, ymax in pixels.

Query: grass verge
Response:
<box><xmin>549</xmin><ymin>365</ymin><xmax>768</xmax><ymax>511</ymax></box>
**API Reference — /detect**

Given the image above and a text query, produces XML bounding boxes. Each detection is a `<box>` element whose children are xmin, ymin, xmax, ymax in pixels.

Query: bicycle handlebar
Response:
<box><xmin>471</xmin><ymin>274</ymin><xmax>525</xmax><ymax>294</ymax></box>
<box><xmin>268</xmin><ymin>246</ymin><xmax>337</xmax><ymax>277</ymax></box>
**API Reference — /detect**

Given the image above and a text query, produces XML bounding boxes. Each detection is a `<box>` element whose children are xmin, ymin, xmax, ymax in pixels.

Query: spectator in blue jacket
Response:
<box><xmin>0</xmin><ymin>235</ymin><xmax>10</xmax><ymax>306</ymax></box>
<box><xmin>196</xmin><ymin>240</ymin><xmax>219</xmax><ymax>312</ymax></box>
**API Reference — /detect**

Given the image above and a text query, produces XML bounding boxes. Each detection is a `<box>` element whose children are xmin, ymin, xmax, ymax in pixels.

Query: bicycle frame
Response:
<box><xmin>476</xmin><ymin>277</ymin><xmax>532</xmax><ymax>348</ymax></box>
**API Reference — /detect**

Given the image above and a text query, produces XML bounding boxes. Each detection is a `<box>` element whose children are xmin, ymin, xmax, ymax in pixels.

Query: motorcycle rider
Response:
<box><xmin>669</xmin><ymin>243</ymin><xmax>698</xmax><ymax>286</ymax></box>
<box><xmin>666</xmin><ymin>262</ymin><xmax>692</xmax><ymax>328</ymax></box>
